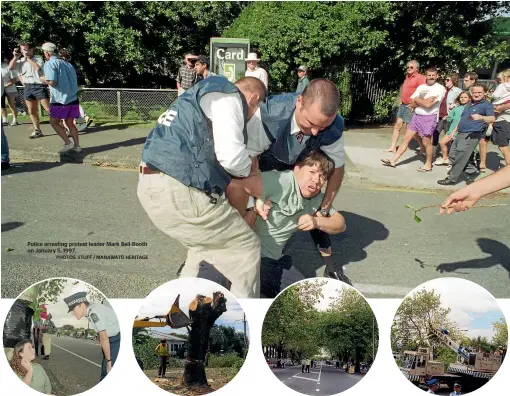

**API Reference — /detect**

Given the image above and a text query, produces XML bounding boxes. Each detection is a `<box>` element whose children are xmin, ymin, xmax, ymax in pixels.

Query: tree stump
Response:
<box><xmin>183</xmin><ymin>292</ymin><xmax>227</xmax><ymax>387</ymax></box>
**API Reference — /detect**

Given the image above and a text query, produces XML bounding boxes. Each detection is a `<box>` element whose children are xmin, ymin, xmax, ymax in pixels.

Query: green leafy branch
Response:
<box><xmin>405</xmin><ymin>203</ymin><xmax>507</xmax><ymax>223</ymax></box>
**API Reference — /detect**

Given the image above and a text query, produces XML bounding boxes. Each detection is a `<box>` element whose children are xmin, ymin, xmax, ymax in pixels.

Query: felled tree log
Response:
<box><xmin>183</xmin><ymin>292</ymin><xmax>227</xmax><ymax>386</ymax></box>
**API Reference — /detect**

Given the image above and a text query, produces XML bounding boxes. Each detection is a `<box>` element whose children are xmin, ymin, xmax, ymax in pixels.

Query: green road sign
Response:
<box><xmin>210</xmin><ymin>37</ymin><xmax>250</xmax><ymax>82</ymax></box>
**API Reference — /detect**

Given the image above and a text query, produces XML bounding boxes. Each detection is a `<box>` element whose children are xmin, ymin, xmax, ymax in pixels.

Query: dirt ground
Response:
<box><xmin>144</xmin><ymin>367</ymin><xmax>240</xmax><ymax>395</ymax></box>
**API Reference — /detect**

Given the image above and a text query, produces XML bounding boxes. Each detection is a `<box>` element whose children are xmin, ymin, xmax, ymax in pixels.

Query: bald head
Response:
<box><xmin>235</xmin><ymin>76</ymin><xmax>267</xmax><ymax>102</ymax></box>
<box><xmin>235</xmin><ymin>77</ymin><xmax>267</xmax><ymax>120</ymax></box>
<box><xmin>300</xmin><ymin>79</ymin><xmax>340</xmax><ymax>116</ymax></box>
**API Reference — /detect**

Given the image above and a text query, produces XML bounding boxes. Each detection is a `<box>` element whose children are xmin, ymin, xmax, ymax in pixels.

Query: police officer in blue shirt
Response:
<box><xmin>450</xmin><ymin>383</ymin><xmax>462</xmax><ymax>395</ymax></box>
<box><xmin>245</xmin><ymin>78</ymin><xmax>348</xmax><ymax>282</ymax></box>
<box><xmin>64</xmin><ymin>288</ymin><xmax>120</xmax><ymax>381</ymax></box>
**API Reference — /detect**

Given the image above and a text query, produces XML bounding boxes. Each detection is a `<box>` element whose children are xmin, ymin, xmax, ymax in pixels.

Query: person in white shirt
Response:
<box><xmin>1</xmin><ymin>61</ymin><xmax>19</xmax><ymax>126</ymax></box>
<box><xmin>245</xmin><ymin>53</ymin><xmax>268</xmax><ymax>90</ymax></box>
<box><xmin>382</xmin><ymin>66</ymin><xmax>446</xmax><ymax>171</ymax></box>
<box><xmin>138</xmin><ymin>76</ymin><xmax>267</xmax><ymax>298</ymax></box>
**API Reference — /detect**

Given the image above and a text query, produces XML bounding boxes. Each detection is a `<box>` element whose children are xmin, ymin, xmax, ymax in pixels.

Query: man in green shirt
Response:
<box><xmin>241</xmin><ymin>150</ymin><xmax>346</xmax><ymax>297</ymax></box>
<box><xmin>296</xmin><ymin>65</ymin><xmax>310</xmax><ymax>93</ymax></box>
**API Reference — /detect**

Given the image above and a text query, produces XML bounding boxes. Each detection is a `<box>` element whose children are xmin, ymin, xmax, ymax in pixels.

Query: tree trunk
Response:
<box><xmin>183</xmin><ymin>292</ymin><xmax>227</xmax><ymax>387</ymax></box>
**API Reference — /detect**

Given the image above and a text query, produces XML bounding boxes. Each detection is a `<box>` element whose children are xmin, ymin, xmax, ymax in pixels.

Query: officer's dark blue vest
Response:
<box><xmin>142</xmin><ymin>77</ymin><xmax>248</xmax><ymax>195</ymax></box>
<box><xmin>260</xmin><ymin>93</ymin><xmax>344</xmax><ymax>165</ymax></box>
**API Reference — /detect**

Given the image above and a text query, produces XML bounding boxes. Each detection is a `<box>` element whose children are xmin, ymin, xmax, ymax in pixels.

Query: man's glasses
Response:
<box><xmin>407</xmin><ymin>66</ymin><xmax>415</xmax><ymax>69</ymax></box>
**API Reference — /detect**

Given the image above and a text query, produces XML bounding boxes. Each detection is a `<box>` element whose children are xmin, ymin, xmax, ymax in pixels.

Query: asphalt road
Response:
<box><xmin>2</xmin><ymin>161</ymin><xmax>509</xmax><ymax>299</ymax></box>
<box><xmin>36</xmin><ymin>335</ymin><xmax>103</xmax><ymax>396</ymax></box>
<box><xmin>271</xmin><ymin>363</ymin><xmax>362</xmax><ymax>395</ymax></box>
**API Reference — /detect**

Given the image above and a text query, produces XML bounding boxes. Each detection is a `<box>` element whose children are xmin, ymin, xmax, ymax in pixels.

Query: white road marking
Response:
<box><xmin>52</xmin><ymin>344</ymin><xmax>101</xmax><ymax>367</ymax></box>
<box><xmin>292</xmin><ymin>375</ymin><xmax>320</xmax><ymax>382</ymax></box>
<box><xmin>316</xmin><ymin>389</ymin><xmax>320</xmax><ymax>392</ymax></box>
<box><xmin>318</xmin><ymin>363</ymin><xmax>322</xmax><ymax>383</ymax></box>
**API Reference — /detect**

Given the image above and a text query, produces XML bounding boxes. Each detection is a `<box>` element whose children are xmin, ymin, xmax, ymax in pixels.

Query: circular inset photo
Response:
<box><xmin>262</xmin><ymin>278</ymin><xmax>379</xmax><ymax>395</ymax></box>
<box><xmin>2</xmin><ymin>278</ymin><xmax>121</xmax><ymax>395</ymax></box>
<box><xmin>132</xmin><ymin>278</ymin><xmax>249</xmax><ymax>394</ymax></box>
<box><xmin>391</xmin><ymin>277</ymin><xmax>507</xmax><ymax>394</ymax></box>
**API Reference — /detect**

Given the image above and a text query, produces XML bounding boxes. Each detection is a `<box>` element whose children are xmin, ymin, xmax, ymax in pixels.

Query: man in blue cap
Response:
<box><xmin>450</xmin><ymin>383</ymin><xmax>462</xmax><ymax>395</ymax></box>
<box><xmin>64</xmin><ymin>286</ymin><xmax>120</xmax><ymax>381</ymax></box>
<box><xmin>426</xmin><ymin>378</ymin><xmax>439</xmax><ymax>394</ymax></box>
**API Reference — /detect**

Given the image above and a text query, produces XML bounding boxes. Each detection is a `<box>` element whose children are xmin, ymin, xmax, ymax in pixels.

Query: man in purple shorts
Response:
<box><xmin>42</xmin><ymin>42</ymin><xmax>82</xmax><ymax>154</ymax></box>
<box><xmin>381</xmin><ymin>67</ymin><xmax>446</xmax><ymax>171</ymax></box>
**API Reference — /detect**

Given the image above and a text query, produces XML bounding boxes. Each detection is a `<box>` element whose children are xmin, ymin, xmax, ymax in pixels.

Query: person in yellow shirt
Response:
<box><xmin>154</xmin><ymin>339</ymin><xmax>169</xmax><ymax>378</ymax></box>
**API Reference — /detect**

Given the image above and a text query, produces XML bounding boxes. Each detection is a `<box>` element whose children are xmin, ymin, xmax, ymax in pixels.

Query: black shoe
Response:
<box><xmin>323</xmin><ymin>268</ymin><xmax>353</xmax><ymax>286</ymax></box>
<box><xmin>1</xmin><ymin>162</ymin><xmax>9</xmax><ymax>170</ymax></box>
<box><xmin>43</xmin><ymin>355</ymin><xmax>49</xmax><ymax>360</ymax></box>
<box><xmin>437</xmin><ymin>178</ymin><xmax>457</xmax><ymax>186</ymax></box>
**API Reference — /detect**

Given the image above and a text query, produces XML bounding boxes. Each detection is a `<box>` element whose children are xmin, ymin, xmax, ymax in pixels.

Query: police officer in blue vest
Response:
<box><xmin>64</xmin><ymin>287</ymin><xmax>121</xmax><ymax>381</ymax></box>
<box><xmin>244</xmin><ymin>78</ymin><xmax>347</xmax><ymax>281</ymax></box>
<box><xmin>138</xmin><ymin>76</ymin><xmax>267</xmax><ymax>298</ymax></box>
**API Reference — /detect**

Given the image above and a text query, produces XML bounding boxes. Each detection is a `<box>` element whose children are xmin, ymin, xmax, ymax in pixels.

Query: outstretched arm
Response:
<box><xmin>440</xmin><ymin>165</ymin><xmax>510</xmax><ymax>214</ymax></box>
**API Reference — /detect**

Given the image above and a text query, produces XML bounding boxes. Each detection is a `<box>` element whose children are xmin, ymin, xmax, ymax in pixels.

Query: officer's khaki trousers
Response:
<box><xmin>42</xmin><ymin>334</ymin><xmax>51</xmax><ymax>355</ymax></box>
<box><xmin>137</xmin><ymin>172</ymin><xmax>261</xmax><ymax>298</ymax></box>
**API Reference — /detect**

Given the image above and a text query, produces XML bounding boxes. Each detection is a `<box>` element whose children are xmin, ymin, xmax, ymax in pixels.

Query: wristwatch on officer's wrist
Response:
<box><xmin>106</xmin><ymin>359</ymin><xmax>112</xmax><ymax>362</ymax></box>
<box><xmin>320</xmin><ymin>208</ymin><xmax>330</xmax><ymax>217</ymax></box>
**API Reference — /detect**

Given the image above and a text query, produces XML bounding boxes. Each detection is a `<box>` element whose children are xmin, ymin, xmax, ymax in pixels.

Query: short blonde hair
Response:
<box><xmin>497</xmin><ymin>69</ymin><xmax>510</xmax><ymax>83</ymax></box>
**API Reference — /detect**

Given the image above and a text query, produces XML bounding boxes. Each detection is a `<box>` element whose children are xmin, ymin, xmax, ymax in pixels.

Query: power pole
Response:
<box><xmin>243</xmin><ymin>313</ymin><xmax>247</xmax><ymax>349</ymax></box>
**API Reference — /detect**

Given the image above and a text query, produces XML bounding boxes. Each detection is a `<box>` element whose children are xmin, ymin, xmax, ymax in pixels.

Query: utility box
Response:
<box><xmin>210</xmin><ymin>38</ymin><xmax>250</xmax><ymax>82</ymax></box>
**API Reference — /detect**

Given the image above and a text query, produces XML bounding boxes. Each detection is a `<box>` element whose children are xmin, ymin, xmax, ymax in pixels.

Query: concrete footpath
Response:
<box><xmin>3</xmin><ymin>121</ymin><xmax>509</xmax><ymax>193</ymax></box>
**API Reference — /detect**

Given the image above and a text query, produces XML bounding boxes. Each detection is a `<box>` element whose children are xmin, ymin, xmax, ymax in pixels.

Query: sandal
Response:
<box><xmin>479</xmin><ymin>167</ymin><xmax>486</xmax><ymax>173</ymax></box>
<box><xmin>381</xmin><ymin>159</ymin><xmax>396</xmax><ymax>168</ymax></box>
<box><xmin>417</xmin><ymin>166</ymin><xmax>432</xmax><ymax>172</ymax></box>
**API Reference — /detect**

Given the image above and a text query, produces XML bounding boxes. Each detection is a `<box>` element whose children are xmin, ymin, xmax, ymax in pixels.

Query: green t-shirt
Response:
<box><xmin>446</xmin><ymin>104</ymin><xmax>466</xmax><ymax>135</ymax></box>
<box><xmin>255</xmin><ymin>170</ymin><xmax>336</xmax><ymax>259</ymax></box>
<box><xmin>17</xmin><ymin>363</ymin><xmax>52</xmax><ymax>394</ymax></box>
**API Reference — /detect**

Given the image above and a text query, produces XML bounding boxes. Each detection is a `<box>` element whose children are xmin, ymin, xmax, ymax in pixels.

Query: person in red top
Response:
<box><xmin>385</xmin><ymin>60</ymin><xmax>426</xmax><ymax>152</ymax></box>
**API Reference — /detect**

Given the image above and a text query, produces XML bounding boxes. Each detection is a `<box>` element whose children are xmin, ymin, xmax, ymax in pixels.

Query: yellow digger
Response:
<box><xmin>134</xmin><ymin>295</ymin><xmax>192</xmax><ymax>329</ymax></box>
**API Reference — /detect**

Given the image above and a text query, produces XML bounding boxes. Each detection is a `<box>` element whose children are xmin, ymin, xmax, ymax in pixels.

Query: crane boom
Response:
<box><xmin>429</xmin><ymin>327</ymin><xmax>470</xmax><ymax>361</ymax></box>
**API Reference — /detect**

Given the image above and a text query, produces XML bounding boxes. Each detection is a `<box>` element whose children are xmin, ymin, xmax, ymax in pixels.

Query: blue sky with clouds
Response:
<box><xmin>411</xmin><ymin>278</ymin><xmax>505</xmax><ymax>340</ymax></box>
<box><xmin>136</xmin><ymin>278</ymin><xmax>248</xmax><ymax>338</ymax></box>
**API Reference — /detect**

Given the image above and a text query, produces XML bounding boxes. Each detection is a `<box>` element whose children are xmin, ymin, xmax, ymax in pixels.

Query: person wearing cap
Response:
<box><xmin>8</xmin><ymin>42</ymin><xmax>50</xmax><ymax>139</ymax></box>
<box><xmin>40</xmin><ymin>313</ymin><xmax>57</xmax><ymax>360</ymax></box>
<box><xmin>450</xmin><ymin>383</ymin><xmax>462</xmax><ymax>395</ymax></box>
<box><xmin>296</xmin><ymin>66</ymin><xmax>310</xmax><ymax>93</ymax></box>
<box><xmin>195</xmin><ymin>55</ymin><xmax>216</xmax><ymax>80</ymax></box>
<box><xmin>154</xmin><ymin>338</ymin><xmax>169</xmax><ymax>378</ymax></box>
<box><xmin>177</xmin><ymin>53</ymin><xmax>198</xmax><ymax>96</ymax></box>
<box><xmin>245</xmin><ymin>53</ymin><xmax>269</xmax><ymax>90</ymax></box>
<box><xmin>138</xmin><ymin>76</ymin><xmax>267</xmax><ymax>298</ymax></box>
<box><xmin>426</xmin><ymin>378</ymin><xmax>439</xmax><ymax>394</ymax></box>
<box><xmin>64</xmin><ymin>289</ymin><xmax>120</xmax><ymax>381</ymax></box>
<box><xmin>41</xmin><ymin>42</ymin><xmax>82</xmax><ymax>155</ymax></box>
<box><xmin>232</xmin><ymin>78</ymin><xmax>347</xmax><ymax>281</ymax></box>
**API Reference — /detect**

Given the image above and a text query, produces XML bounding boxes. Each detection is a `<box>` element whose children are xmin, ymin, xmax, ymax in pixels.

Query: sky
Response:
<box><xmin>135</xmin><ymin>278</ymin><xmax>248</xmax><ymax>338</ymax></box>
<box><xmin>311</xmin><ymin>279</ymin><xmax>360</xmax><ymax>312</ymax></box>
<box><xmin>16</xmin><ymin>278</ymin><xmax>113</xmax><ymax>329</ymax></box>
<box><xmin>411</xmin><ymin>278</ymin><xmax>505</xmax><ymax>340</ymax></box>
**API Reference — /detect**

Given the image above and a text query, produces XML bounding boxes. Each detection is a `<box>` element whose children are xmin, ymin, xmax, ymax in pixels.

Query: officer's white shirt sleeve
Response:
<box><xmin>89</xmin><ymin>305</ymin><xmax>106</xmax><ymax>332</ymax></box>
<box><xmin>200</xmin><ymin>92</ymin><xmax>252</xmax><ymax>177</ymax></box>
<box><xmin>246</xmin><ymin>107</ymin><xmax>271</xmax><ymax>157</ymax></box>
<box><xmin>321</xmin><ymin>133</ymin><xmax>345</xmax><ymax>168</ymax></box>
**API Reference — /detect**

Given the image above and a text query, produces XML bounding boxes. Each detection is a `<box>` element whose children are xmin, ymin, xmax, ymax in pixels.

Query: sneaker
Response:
<box><xmin>29</xmin><ymin>130</ymin><xmax>44</xmax><ymax>139</ymax></box>
<box><xmin>437</xmin><ymin>178</ymin><xmax>457</xmax><ymax>186</ymax></box>
<box><xmin>434</xmin><ymin>158</ymin><xmax>449</xmax><ymax>166</ymax></box>
<box><xmin>323</xmin><ymin>267</ymin><xmax>352</xmax><ymax>285</ymax></box>
<box><xmin>74</xmin><ymin>146</ymin><xmax>83</xmax><ymax>153</ymax></box>
<box><xmin>10</xmin><ymin>119</ymin><xmax>19</xmax><ymax>126</ymax></box>
<box><xmin>59</xmin><ymin>142</ymin><xmax>75</xmax><ymax>154</ymax></box>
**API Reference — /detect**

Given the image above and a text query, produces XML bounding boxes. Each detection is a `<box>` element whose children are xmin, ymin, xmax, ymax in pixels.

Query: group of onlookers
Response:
<box><xmin>176</xmin><ymin>50</ymin><xmax>310</xmax><ymax>96</ymax></box>
<box><xmin>382</xmin><ymin>60</ymin><xmax>510</xmax><ymax>186</ymax></box>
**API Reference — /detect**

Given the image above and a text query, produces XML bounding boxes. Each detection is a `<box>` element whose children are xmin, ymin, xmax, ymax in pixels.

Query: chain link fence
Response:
<box><xmin>11</xmin><ymin>86</ymin><xmax>178</xmax><ymax>123</ymax></box>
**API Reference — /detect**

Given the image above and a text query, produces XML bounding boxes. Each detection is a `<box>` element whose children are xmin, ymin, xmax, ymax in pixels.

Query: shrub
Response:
<box><xmin>207</xmin><ymin>352</ymin><xmax>245</xmax><ymax>369</ymax></box>
<box><xmin>373</xmin><ymin>89</ymin><xmax>400</xmax><ymax>123</ymax></box>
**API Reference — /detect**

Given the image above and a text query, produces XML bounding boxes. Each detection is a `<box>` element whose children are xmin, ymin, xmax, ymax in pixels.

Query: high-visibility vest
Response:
<box><xmin>156</xmin><ymin>343</ymin><xmax>169</xmax><ymax>356</ymax></box>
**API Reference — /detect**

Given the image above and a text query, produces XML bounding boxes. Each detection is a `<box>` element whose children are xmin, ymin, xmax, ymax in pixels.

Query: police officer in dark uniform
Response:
<box><xmin>245</xmin><ymin>78</ymin><xmax>348</xmax><ymax>282</ymax></box>
<box><xmin>64</xmin><ymin>288</ymin><xmax>121</xmax><ymax>381</ymax></box>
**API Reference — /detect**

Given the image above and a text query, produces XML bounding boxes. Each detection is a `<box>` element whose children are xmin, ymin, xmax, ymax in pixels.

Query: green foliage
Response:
<box><xmin>391</xmin><ymin>288</ymin><xmax>461</xmax><ymax>361</ymax></box>
<box><xmin>436</xmin><ymin>346</ymin><xmax>458</xmax><ymax>370</ymax></box>
<box><xmin>132</xmin><ymin>328</ymin><xmax>151</xmax><ymax>345</ymax></box>
<box><xmin>492</xmin><ymin>318</ymin><xmax>508</xmax><ymax>349</ymax></box>
<box><xmin>132</xmin><ymin>337</ymin><xmax>184</xmax><ymax>370</ymax></box>
<box><xmin>207</xmin><ymin>352</ymin><xmax>245</xmax><ymax>369</ymax></box>
<box><xmin>374</xmin><ymin>90</ymin><xmax>400</xmax><ymax>123</ymax></box>
<box><xmin>209</xmin><ymin>325</ymin><xmax>245</xmax><ymax>357</ymax></box>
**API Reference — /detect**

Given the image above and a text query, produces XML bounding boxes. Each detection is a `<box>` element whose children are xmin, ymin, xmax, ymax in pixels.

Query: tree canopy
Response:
<box><xmin>262</xmin><ymin>280</ymin><xmax>378</xmax><ymax>372</ymax></box>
